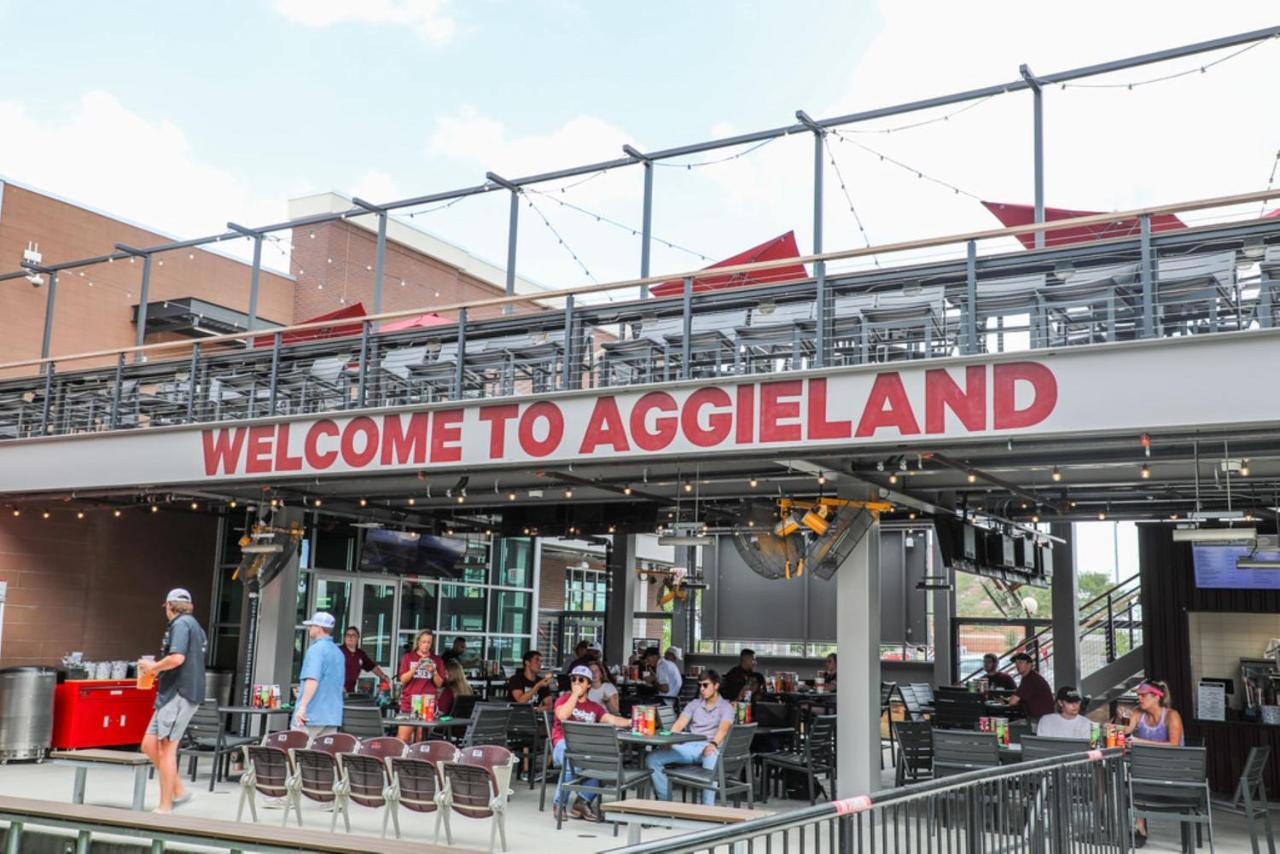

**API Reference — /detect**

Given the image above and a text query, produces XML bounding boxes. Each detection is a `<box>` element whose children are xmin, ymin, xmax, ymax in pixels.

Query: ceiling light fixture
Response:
<box><xmin>1140</xmin><ymin>464</ymin><xmax>1151</xmax><ymax>480</ymax></box>
<box><xmin>1051</xmin><ymin>466</ymin><xmax>1062</xmax><ymax>482</ymax></box>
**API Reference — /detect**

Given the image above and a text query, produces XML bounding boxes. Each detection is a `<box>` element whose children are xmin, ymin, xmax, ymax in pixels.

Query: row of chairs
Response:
<box><xmin>238</xmin><ymin>730</ymin><xmax>516</xmax><ymax>853</ymax></box>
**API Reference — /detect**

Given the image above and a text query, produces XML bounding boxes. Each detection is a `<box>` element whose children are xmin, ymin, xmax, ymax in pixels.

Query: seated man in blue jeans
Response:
<box><xmin>646</xmin><ymin>669</ymin><xmax>735</xmax><ymax>805</ymax></box>
<box><xmin>551</xmin><ymin>665</ymin><xmax>630</xmax><ymax>822</ymax></box>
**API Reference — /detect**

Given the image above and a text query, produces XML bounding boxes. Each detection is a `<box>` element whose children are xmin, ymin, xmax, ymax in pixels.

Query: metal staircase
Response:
<box><xmin>961</xmin><ymin>573</ymin><xmax>1144</xmax><ymax>703</ymax></box>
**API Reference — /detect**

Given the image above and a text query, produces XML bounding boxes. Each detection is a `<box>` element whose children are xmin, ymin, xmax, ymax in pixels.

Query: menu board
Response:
<box><xmin>1197</xmin><ymin>681</ymin><xmax>1226</xmax><ymax>722</ymax></box>
<box><xmin>1192</xmin><ymin>545</ymin><xmax>1280</xmax><ymax>590</ymax></box>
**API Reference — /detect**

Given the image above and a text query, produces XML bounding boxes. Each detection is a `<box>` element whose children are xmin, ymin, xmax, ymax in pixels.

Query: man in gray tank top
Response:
<box><xmin>138</xmin><ymin>588</ymin><xmax>208</xmax><ymax>814</ymax></box>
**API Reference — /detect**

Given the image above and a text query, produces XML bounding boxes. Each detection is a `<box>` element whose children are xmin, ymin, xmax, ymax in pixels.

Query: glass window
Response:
<box><xmin>566</xmin><ymin>567</ymin><xmax>607</xmax><ymax>612</ymax></box>
<box><xmin>359</xmin><ymin>581</ymin><xmax>397</xmax><ymax>669</ymax></box>
<box><xmin>312</xmin><ymin>578</ymin><xmax>351</xmax><ymax>627</ymax></box>
<box><xmin>439</xmin><ymin>583</ymin><xmax>486</xmax><ymax>634</ymax></box>
<box><xmin>399</xmin><ymin>580</ymin><xmax>438</xmax><ymax>641</ymax></box>
<box><xmin>489</xmin><ymin>590</ymin><xmax>531</xmax><ymax>635</ymax></box>
<box><xmin>487</xmin><ymin>636</ymin><xmax>530</xmax><ymax>670</ymax></box>
<box><xmin>314</xmin><ymin>521</ymin><xmax>358</xmax><ymax>570</ymax></box>
<box><xmin>216</xmin><ymin>564</ymin><xmax>243</xmax><ymax>625</ymax></box>
<box><xmin>295</xmin><ymin>572</ymin><xmax>312</xmax><ymax>626</ymax></box>
<box><xmin>211</xmin><ymin>626</ymin><xmax>240</xmax><ymax>672</ymax></box>
<box><xmin>494</xmin><ymin>538</ymin><xmax>534</xmax><ymax>587</ymax></box>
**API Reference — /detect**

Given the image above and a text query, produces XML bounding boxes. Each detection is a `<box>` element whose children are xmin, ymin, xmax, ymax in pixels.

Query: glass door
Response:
<box><xmin>358</xmin><ymin>580</ymin><xmax>398</xmax><ymax>670</ymax></box>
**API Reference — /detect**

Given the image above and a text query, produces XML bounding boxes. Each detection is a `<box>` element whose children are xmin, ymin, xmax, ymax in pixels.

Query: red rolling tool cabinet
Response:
<box><xmin>51</xmin><ymin>679</ymin><xmax>157</xmax><ymax>749</ymax></box>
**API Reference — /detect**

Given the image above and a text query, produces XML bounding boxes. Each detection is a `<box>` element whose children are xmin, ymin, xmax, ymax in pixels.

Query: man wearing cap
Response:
<box><xmin>1036</xmin><ymin>686</ymin><xmax>1093</xmax><ymax>739</ymax></box>
<box><xmin>138</xmin><ymin>588</ymin><xmax>207</xmax><ymax>814</ymax></box>
<box><xmin>1005</xmin><ymin>651</ymin><xmax>1055</xmax><ymax>727</ymax></box>
<box><xmin>551</xmin><ymin>665</ymin><xmax>630</xmax><ymax>823</ymax></box>
<box><xmin>294</xmin><ymin>612</ymin><xmax>345</xmax><ymax>737</ymax></box>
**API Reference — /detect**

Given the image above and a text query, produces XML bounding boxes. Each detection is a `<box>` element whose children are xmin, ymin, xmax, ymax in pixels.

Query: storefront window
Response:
<box><xmin>313</xmin><ymin>520</ymin><xmax>358</xmax><ymax>570</ymax></box>
<box><xmin>489</xmin><ymin>590</ymin><xmax>531</xmax><ymax>635</ymax></box>
<box><xmin>487</xmin><ymin>636</ymin><xmax>530</xmax><ymax>669</ymax></box>
<box><xmin>439</xmin><ymin>583</ymin><xmax>486</xmax><ymax>633</ymax></box>
<box><xmin>494</xmin><ymin>538</ymin><xmax>534</xmax><ymax>587</ymax></box>
<box><xmin>399</xmin><ymin>580</ymin><xmax>438</xmax><ymax>651</ymax></box>
<box><xmin>359</xmin><ymin>581</ymin><xmax>397</xmax><ymax>668</ymax></box>
<box><xmin>566</xmin><ymin>566</ymin><xmax>607</xmax><ymax>612</ymax></box>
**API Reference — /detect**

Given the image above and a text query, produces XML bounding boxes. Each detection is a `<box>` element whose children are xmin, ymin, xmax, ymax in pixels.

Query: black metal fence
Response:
<box><xmin>608</xmin><ymin>748</ymin><xmax>1132</xmax><ymax>854</ymax></box>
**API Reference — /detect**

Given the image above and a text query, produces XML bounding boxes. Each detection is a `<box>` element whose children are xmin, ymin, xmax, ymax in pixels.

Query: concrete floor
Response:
<box><xmin>0</xmin><ymin>755</ymin><xmax>1272</xmax><ymax>853</ymax></box>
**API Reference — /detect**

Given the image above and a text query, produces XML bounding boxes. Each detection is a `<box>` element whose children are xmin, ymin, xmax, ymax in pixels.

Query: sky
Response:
<box><xmin>0</xmin><ymin>2</ymin><xmax>1277</xmax><ymax>286</ymax></box>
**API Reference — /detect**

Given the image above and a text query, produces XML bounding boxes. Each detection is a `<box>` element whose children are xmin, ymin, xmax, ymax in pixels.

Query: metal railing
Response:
<box><xmin>2</xmin><ymin>190</ymin><xmax>1280</xmax><ymax>443</ymax></box>
<box><xmin>958</xmin><ymin>574</ymin><xmax>1143</xmax><ymax>687</ymax></box>
<box><xmin>608</xmin><ymin>748</ymin><xmax>1132</xmax><ymax>853</ymax></box>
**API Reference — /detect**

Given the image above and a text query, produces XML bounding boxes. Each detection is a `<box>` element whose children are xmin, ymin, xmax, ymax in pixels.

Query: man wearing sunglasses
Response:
<box><xmin>646</xmin><ymin>669</ymin><xmax>735</xmax><ymax>806</ymax></box>
<box><xmin>551</xmin><ymin>665</ymin><xmax>630</xmax><ymax>822</ymax></box>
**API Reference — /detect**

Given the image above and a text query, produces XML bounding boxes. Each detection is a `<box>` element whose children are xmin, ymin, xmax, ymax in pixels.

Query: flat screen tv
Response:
<box><xmin>1192</xmin><ymin>544</ymin><xmax>1280</xmax><ymax>590</ymax></box>
<box><xmin>359</xmin><ymin>529</ymin><xmax>468</xmax><ymax>578</ymax></box>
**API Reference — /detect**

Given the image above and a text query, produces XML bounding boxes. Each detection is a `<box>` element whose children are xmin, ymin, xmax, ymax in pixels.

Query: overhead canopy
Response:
<box><xmin>650</xmin><ymin>231</ymin><xmax>808</xmax><ymax>297</ymax></box>
<box><xmin>982</xmin><ymin>201</ymin><xmax>1186</xmax><ymax>250</ymax></box>
<box><xmin>381</xmin><ymin>311</ymin><xmax>452</xmax><ymax>332</ymax></box>
<box><xmin>135</xmin><ymin>297</ymin><xmax>283</xmax><ymax>338</ymax></box>
<box><xmin>252</xmin><ymin>302</ymin><xmax>366</xmax><ymax>348</ymax></box>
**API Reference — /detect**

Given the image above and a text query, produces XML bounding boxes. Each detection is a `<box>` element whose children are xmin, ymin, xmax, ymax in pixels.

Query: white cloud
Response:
<box><xmin>0</xmin><ymin>91</ymin><xmax>293</xmax><ymax>269</ymax></box>
<box><xmin>351</xmin><ymin>169</ymin><xmax>402</xmax><ymax>204</ymax></box>
<box><xmin>272</xmin><ymin>0</ymin><xmax>456</xmax><ymax>45</ymax></box>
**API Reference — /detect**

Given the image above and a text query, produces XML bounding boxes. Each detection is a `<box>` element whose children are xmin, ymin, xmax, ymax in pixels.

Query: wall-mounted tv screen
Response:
<box><xmin>1192</xmin><ymin>545</ymin><xmax>1280</xmax><ymax>590</ymax></box>
<box><xmin>359</xmin><ymin>529</ymin><xmax>468</xmax><ymax>578</ymax></box>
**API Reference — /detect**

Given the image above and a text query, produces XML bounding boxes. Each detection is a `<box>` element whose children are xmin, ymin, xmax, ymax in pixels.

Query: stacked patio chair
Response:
<box><xmin>236</xmin><ymin>729</ymin><xmax>310</xmax><ymax>824</ymax></box>
<box><xmin>1231</xmin><ymin>745</ymin><xmax>1275</xmax><ymax>854</ymax></box>
<box><xmin>386</xmin><ymin>740</ymin><xmax>459</xmax><ymax>841</ymax></box>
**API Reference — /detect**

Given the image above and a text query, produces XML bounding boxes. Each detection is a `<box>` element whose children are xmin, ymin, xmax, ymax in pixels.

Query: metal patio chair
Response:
<box><xmin>1231</xmin><ymin>746</ymin><xmax>1275</xmax><ymax>854</ymax></box>
<box><xmin>462</xmin><ymin>703</ymin><xmax>512</xmax><ymax>749</ymax></box>
<box><xmin>893</xmin><ymin>720</ymin><xmax>933</xmax><ymax>786</ymax></box>
<box><xmin>557</xmin><ymin>722</ymin><xmax>653</xmax><ymax>830</ymax></box>
<box><xmin>340</xmin><ymin>704</ymin><xmax>387</xmax><ymax>739</ymax></box>
<box><xmin>760</xmin><ymin>713</ymin><xmax>836</xmax><ymax>805</ymax></box>
<box><xmin>1129</xmin><ymin>743</ymin><xmax>1215</xmax><ymax>853</ymax></box>
<box><xmin>667</xmin><ymin>722</ymin><xmax>756</xmax><ymax>807</ymax></box>
<box><xmin>178</xmin><ymin>700</ymin><xmax>255</xmax><ymax>791</ymax></box>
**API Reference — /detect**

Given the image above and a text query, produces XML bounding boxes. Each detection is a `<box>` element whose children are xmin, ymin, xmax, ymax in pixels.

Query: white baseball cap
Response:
<box><xmin>303</xmin><ymin>611</ymin><xmax>336</xmax><ymax>630</ymax></box>
<box><xmin>165</xmin><ymin>588</ymin><xmax>192</xmax><ymax>604</ymax></box>
<box><xmin>570</xmin><ymin>665</ymin><xmax>593</xmax><ymax>680</ymax></box>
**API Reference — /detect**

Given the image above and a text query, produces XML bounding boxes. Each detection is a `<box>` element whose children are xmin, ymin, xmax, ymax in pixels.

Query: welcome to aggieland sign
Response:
<box><xmin>2</xmin><ymin>332</ymin><xmax>1277</xmax><ymax>493</ymax></box>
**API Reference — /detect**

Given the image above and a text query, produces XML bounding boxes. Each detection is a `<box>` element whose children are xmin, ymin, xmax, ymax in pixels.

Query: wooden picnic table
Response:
<box><xmin>601</xmin><ymin>797</ymin><xmax>772</xmax><ymax>846</ymax></box>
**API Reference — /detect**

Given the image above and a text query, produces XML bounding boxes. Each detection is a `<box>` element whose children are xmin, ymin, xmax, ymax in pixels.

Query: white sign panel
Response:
<box><xmin>2</xmin><ymin>331</ymin><xmax>1278</xmax><ymax>494</ymax></box>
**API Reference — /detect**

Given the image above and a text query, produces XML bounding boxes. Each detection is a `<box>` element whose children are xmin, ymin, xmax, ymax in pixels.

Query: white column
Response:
<box><xmin>837</xmin><ymin>522</ymin><xmax>881</xmax><ymax>797</ymax></box>
<box><xmin>251</xmin><ymin>510</ymin><xmax>303</xmax><ymax>691</ymax></box>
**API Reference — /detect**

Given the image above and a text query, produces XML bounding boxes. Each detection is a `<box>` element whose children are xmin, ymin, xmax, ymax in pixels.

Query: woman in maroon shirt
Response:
<box><xmin>397</xmin><ymin>629</ymin><xmax>445</xmax><ymax>742</ymax></box>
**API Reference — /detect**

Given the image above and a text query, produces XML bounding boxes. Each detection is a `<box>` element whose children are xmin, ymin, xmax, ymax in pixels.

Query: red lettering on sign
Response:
<box><xmin>681</xmin><ymin>387</ymin><xmax>733</xmax><ymax>447</ymax></box>
<box><xmin>381</xmin><ymin>413</ymin><xmax>429</xmax><ymax>466</ymax></box>
<box><xmin>431</xmin><ymin>410</ymin><xmax>463</xmax><ymax>463</ymax></box>
<box><xmin>735</xmin><ymin>385</ymin><xmax>755</xmax><ymax>444</ymax></box>
<box><xmin>304</xmin><ymin>420</ymin><xmax>339</xmax><ymax>469</ymax></box>
<box><xmin>631</xmin><ymin>392</ymin><xmax>678</xmax><ymax>452</ymax></box>
<box><xmin>807</xmin><ymin>378</ymin><xmax>852</xmax><ymax>440</ymax></box>
<box><xmin>340</xmin><ymin>417</ymin><xmax>379</xmax><ymax>468</ymax></box>
<box><xmin>856</xmin><ymin>373</ymin><xmax>921</xmax><ymax>437</ymax></box>
<box><xmin>759</xmin><ymin>380</ymin><xmax>802</xmax><ymax>442</ymax></box>
<box><xmin>925</xmin><ymin>366</ymin><xmax>986</xmax><ymax>434</ymax></box>
<box><xmin>202</xmin><ymin>427</ymin><xmax>246</xmax><ymax>475</ymax></box>
<box><xmin>518</xmin><ymin>401</ymin><xmax>564</xmax><ymax>458</ymax></box>
<box><xmin>479</xmin><ymin>405</ymin><xmax>519</xmax><ymax>459</ymax></box>
<box><xmin>579</xmin><ymin>397</ymin><xmax>630</xmax><ymax>454</ymax></box>
<box><xmin>244</xmin><ymin>425</ymin><xmax>274</xmax><ymax>474</ymax></box>
<box><xmin>994</xmin><ymin>362</ymin><xmax>1057</xmax><ymax>429</ymax></box>
<box><xmin>274</xmin><ymin>424</ymin><xmax>303</xmax><ymax>471</ymax></box>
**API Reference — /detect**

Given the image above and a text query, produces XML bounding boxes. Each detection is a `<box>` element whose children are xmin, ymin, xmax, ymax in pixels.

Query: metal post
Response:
<box><xmin>267</xmin><ymin>332</ymin><xmax>281</xmax><ymax>416</ymax></box>
<box><xmin>134</xmin><ymin>254</ymin><xmax>152</xmax><ymax>359</ymax></box>
<box><xmin>1105</xmin><ymin>593</ymin><xmax>1116</xmax><ymax>663</ymax></box>
<box><xmin>1020</xmin><ymin>65</ymin><xmax>1045</xmax><ymax>249</ymax></box>
<box><xmin>640</xmin><ymin>160</ymin><xmax>653</xmax><ymax>292</ymax></box>
<box><xmin>454</xmin><ymin>308</ymin><xmax>468</xmax><ymax>399</ymax></box>
<box><xmin>109</xmin><ymin>352</ymin><xmax>125</xmax><ymax>429</ymax></box>
<box><xmin>187</xmin><ymin>343</ymin><xmax>200</xmax><ymax>422</ymax></box>
<box><xmin>798</xmin><ymin>112</ymin><xmax>827</xmax><ymax>367</ymax></box>
<box><xmin>681</xmin><ymin>277</ymin><xmax>693</xmax><ymax>380</ymax></box>
<box><xmin>504</xmin><ymin>191</ymin><xmax>519</xmax><ymax>315</ymax></box>
<box><xmin>246</xmin><ymin>235</ymin><xmax>263</xmax><ymax>343</ymax></box>
<box><xmin>373</xmin><ymin>211</ymin><xmax>388</xmax><ymax>316</ymax></box>
<box><xmin>561</xmin><ymin>294</ymin><xmax>575</xmax><ymax>390</ymax></box>
<box><xmin>965</xmin><ymin>241</ymin><xmax>978</xmax><ymax>354</ymax></box>
<box><xmin>355</xmin><ymin>319</ymin><xmax>370</xmax><ymax>407</ymax></box>
<box><xmin>40</xmin><ymin>361</ymin><xmax>54</xmax><ymax>435</ymax></box>
<box><xmin>39</xmin><ymin>270</ymin><xmax>58</xmax><ymax>366</ymax></box>
<box><xmin>1139</xmin><ymin>214</ymin><xmax>1155</xmax><ymax>337</ymax></box>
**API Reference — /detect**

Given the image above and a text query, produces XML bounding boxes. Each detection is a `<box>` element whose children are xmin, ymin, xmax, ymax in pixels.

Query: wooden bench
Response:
<box><xmin>600</xmin><ymin>798</ymin><xmax>771</xmax><ymax>847</ymax></box>
<box><xmin>0</xmin><ymin>794</ymin><xmax>466</xmax><ymax>853</ymax></box>
<box><xmin>49</xmin><ymin>749</ymin><xmax>153</xmax><ymax>811</ymax></box>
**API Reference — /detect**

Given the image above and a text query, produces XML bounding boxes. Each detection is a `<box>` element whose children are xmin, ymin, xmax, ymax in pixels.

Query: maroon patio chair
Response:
<box><xmin>236</xmin><ymin>730</ymin><xmax>310</xmax><ymax>825</ymax></box>
<box><xmin>288</xmin><ymin>732</ymin><xmax>359</xmax><ymax>830</ymax></box>
<box><xmin>387</xmin><ymin>741</ymin><xmax>460</xmax><ymax>841</ymax></box>
<box><xmin>334</xmin><ymin>736</ymin><xmax>407</xmax><ymax>835</ymax></box>
<box><xmin>440</xmin><ymin>745</ymin><xmax>517</xmax><ymax>853</ymax></box>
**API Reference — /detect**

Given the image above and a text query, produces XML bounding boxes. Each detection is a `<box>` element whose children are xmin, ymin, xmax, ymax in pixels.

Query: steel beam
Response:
<box><xmin>1140</xmin><ymin>214</ymin><xmax>1155</xmax><ymax>336</ymax></box>
<box><xmin>799</xmin><ymin>111</ymin><xmax>827</xmax><ymax>368</ymax></box>
<box><xmin>1020</xmin><ymin>65</ymin><xmax>1046</xmax><ymax>248</ymax></box>
<box><xmin>229</xmin><ymin>223</ymin><xmax>264</xmax><ymax>345</ymax></box>
<box><xmin>134</xmin><ymin>255</ymin><xmax>153</xmax><ymax>360</ymax></box>
<box><xmin>965</xmin><ymin>240</ymin><xmax>978</xmax><ymax>354</ymax></box>
<box><xmin>353</xmin><ymin>198</ymin><xmax>389</xmax><ymax>317</ymax></box>
<box><xmin>39</xmin><ymin>270</ymin><xmax>58</xmax><ymax>365</ymax></box>
<box><xmin>487</xmin><ymin>173</ymin><xmax>520</xmax><ymax>316</ymax></box>
<box><xmin>625</xmin><ymin>145</ymin><xmax>655</xmax><ymax>297</ymax></box>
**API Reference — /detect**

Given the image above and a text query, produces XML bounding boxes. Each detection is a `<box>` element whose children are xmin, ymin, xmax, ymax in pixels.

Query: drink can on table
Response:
<box><xmin>423</xmin><ymin>694</ymin><xmax>437</xmax><ymax>722</ymax></box>
<box><xmin>1090</xmin><ymin>722</ymin><xmax>1101</xmax><ymax>747</ymax></box>
<box><xmin>412</xmin><ymin>694</ymin><xmax>424</xmax><ymax>718</ymax></box>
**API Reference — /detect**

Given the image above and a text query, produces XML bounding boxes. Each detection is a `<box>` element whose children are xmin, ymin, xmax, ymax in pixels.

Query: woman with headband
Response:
<box><xmin>1121</xmin><ymin>679</ymin><xmax>1184</xmax><ymax>847</ymax></box>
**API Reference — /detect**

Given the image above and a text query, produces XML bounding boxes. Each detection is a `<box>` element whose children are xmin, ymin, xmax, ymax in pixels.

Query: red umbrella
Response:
<box><xmin>380</xmin><ymin>311</ymin><xmax>453</xmax><ymax>332</ymax></box>
<box><xmin>982</xmin><ymin>202</ymin><xmax>1185</xmax><ymax>250</ymax></box>
<box><xmin>252</xmin><ymin>302</ymin><xmax>366</xmax><ymax>347</ymax></box>
<box><xmin>649</xmin><ymin>231</ymin><xmax>808</xmax><ymax>297</ymax></box>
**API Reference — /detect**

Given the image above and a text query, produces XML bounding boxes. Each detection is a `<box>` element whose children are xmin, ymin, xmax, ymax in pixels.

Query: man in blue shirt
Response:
<box><xmin>293</xmin><ymin>612</ymin><xmax>345</xmax><ymax>737</ymax></box>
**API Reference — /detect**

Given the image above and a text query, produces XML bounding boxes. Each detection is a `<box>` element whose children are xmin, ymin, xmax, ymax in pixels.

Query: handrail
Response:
<box><xmin>2</xmin><ymin>186</ymin><xmax>1280</xmax><ymax>373</ymax></box>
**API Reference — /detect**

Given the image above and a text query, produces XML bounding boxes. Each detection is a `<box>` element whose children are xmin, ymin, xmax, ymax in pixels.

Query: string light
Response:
<box><xmin>508</xmin><ymin>492</ymin><xmax>517</xmax><ymax>501</ymax></box>
<box><xmin>151</xmin><ymin>505</ymin><xmax>159</xmax><ymax>513</ymax></box>
<box><xmin>967</xmin><ymin>471</ymin><xmax>978</xmax><ymax>483</ymax></box>
<box><xmin>623</xmin><ymin>485</ymin><xmax>632</xmax><ymax>496</ymax></box>
<box><xmin>749</xmin><ymin>477</ymin><xmax>758</xmax><ymax>488</ymax></box>
<box><xmin>1140</xmin><ymin>463</ymin><xmax>1151</xmax><ymax>479</ymax></box>
<box><xmin>1061</xmin><ymin>38</ymin><xmax>1271</xmax><ymax>90</ymax></box>
<box><xmin>228</xmin><ymin>500</ymin><xmax>237</xmax><ymax>509</ymax></box>
<box><xmin>76</xmin><ymin>511</ymin><xmax>85</xmax><ymax>520</ymax></box>
<box><xmin>683</xmin><ymin>482</ymin><xmax>693</xmax><ymax>493</ymax></box>
<box><xmin>656</xmin><ymin>136</ymin><xmax>778</xmax><ymax>169</ymax></box>
<box><xmin>1241</xmin><ymin>459</ymin><xmax>1251</xmax><ymax>477</ymax></box>
<box><xmin>42</xmin><ymin>511</ymin><xmax>50</xmax><ymax>519</ymax></box>
<box><xmin>831</xmin><ymin>130</ymin><xmax>982</xmax><ymax>200</ymax></box>
<box><xmin>564</xmin><ymin>488</ymin><xmax>574</xmax><ymax>498</ymax></box>
<box><xmin>823</xmin><ymin>135</ymin><xmax>879</xmax><ymax>266</ymax></box>
<box><xmin>113</xmin><ymin>509</ymin><xmax>122</xmax><ymax>517</ymax></box>
<box><xmin>313</xmin><ymin>498</ymin><xmax>322</xmax><ymax>507</ymax></box>
<box><xmin>526</xmin><ymin>189</ymin><xmax>712</xmax><ymax>262</ymax></box>
<box><xmin>11</xmin><ymin>509</ymin><xmax>18</xmax><ymax>517</ymax></box>
<box><xmin>359</xmin><ymin>498</ymin><xmax>368</xmax><ymax>507</ymax></box>
<box><xmin>1051</xmin><ymin>466</ymin><xmax>1062</xmax><ymax>482</ymax></box>
<box><xmin>840</xmin><ymin>94</ymin><xmax>998</xmax><ymax>135</ymax></box>
<box><xmin>190</xmin><ymin>502</ymin><xmax>199</xmax><ymax>510</ymax></box>
<box><xmin>408</xmin><ymin>497</ymin><xmax>416</xmax><ymax>506</ymax></box>
<box><xmin>522</xmin><ymin>194</ymin><xmax>598</xmax><ymax>283</ymax></box>
<box><xmin>889</xmin><ymin>473</ymin><xmax>898</xmax><ymax>484</ymax></box>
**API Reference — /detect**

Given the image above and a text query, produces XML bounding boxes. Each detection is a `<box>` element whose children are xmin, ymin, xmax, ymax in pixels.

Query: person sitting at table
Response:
<box><xmin>722</xmin><ymin>649</ymin><xmax>766</xmax><ymax>702</ymax></box>
<box><xmin>822</xmin><ymin>653</ymin><xmax>837</xmax><ymax>691</ymax></box>
<box><xmin>1036</xmin><ymin>686</ymin><xmax>1092</xmax><ymax>739</ymax></box>
<box><xmin>651</xmin><ymin>646</ymin><xmax>682</xmax><ymax>705</ymax></box>
<box><xmin>646</xmin><ymin>669</ymin><xmax>736</xmax><ymax>806</ymax></box>
<box><xmin>340</xmin><ymin>626</ymin><xmax>391</xmax><ymax>695</ymax></box>
<box><xmin>551</xmin><ymin>665</ymin><xmax>630</xmax><ymax>823</ymax></box>
<box><xmin>441</xmin><ymin>636</ymin><xmax>469</xmax><ymax>664</ymax></box>
<box><xmin>586</xmin><ymin>659</ymin><xmax>620</xmax><ymax>715</ymax></box>
<box><xmin>440</xmin><ymin>658</ymin><xmax>472</xmax><ymax>715</ymax></box>
<box><xmin>981</xmin><ymin>653</ymin><xmax>1017</xmax><ymax>691</ymax></box>
<box><xmin>1122</xmin><ymin>680</ymin><xmax>1184</xmax><ymax>847</ymax></box>
<box><xmin>1003</xmin><ymin>652</ymin><xmax>1055</xmax><ymax>727</ymax></box>
<box><xmin>397</xmin><ymin>629</ymin><xmax>445</xmax><ymax>742</ymax></box>
<box><xmin>508</xmin><ymin>649</ymin><xmax>554</xmax><ymax>709</ymax></box>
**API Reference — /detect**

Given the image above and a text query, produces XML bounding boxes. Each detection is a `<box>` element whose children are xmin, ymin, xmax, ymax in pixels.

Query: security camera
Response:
<box><xmin>26</xmin><ymin>273</ymin><xmax>44</xmax><ymax>288</ymax></box>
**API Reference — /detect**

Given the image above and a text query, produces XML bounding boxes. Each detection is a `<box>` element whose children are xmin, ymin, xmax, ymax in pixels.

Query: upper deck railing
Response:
<box><xmin>2</xmin><ymin>189</ymin><xmax>1279</xmax><ymax>441</ymax></box>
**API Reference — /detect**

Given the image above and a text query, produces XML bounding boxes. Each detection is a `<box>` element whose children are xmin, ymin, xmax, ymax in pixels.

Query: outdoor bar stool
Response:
<box><xmin>386</xmin><ymin>740</ymin><xmax>459</xmax><ymax>841</ymax></box>
<box><xmin>667</xmin><ymin>722</ymin><xmax>756</xmax><ymax>808</ymax></box>
<box><xmin>288</xmin><ymin>732</ymin><xmax>360</xmax><ymax>830</ymax></box>
<box><xmin>1231</xmin><ymin>745</ymin><xmax>1274</xmax><ymax>854</ymax></box>
<box><xmin>236</xmin><ymin>729</ymin><xmax>309</xmax><ymax>825</ymax></box>
<box><xmin>334</xmin><ymin>737</ymin><xmax>406</xmax><ymax>836</ymax></box>
<box><xmin>1128</xmin><ymin>743</ymin><xmax>1215</xmax><ymax>853</ymax></box>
